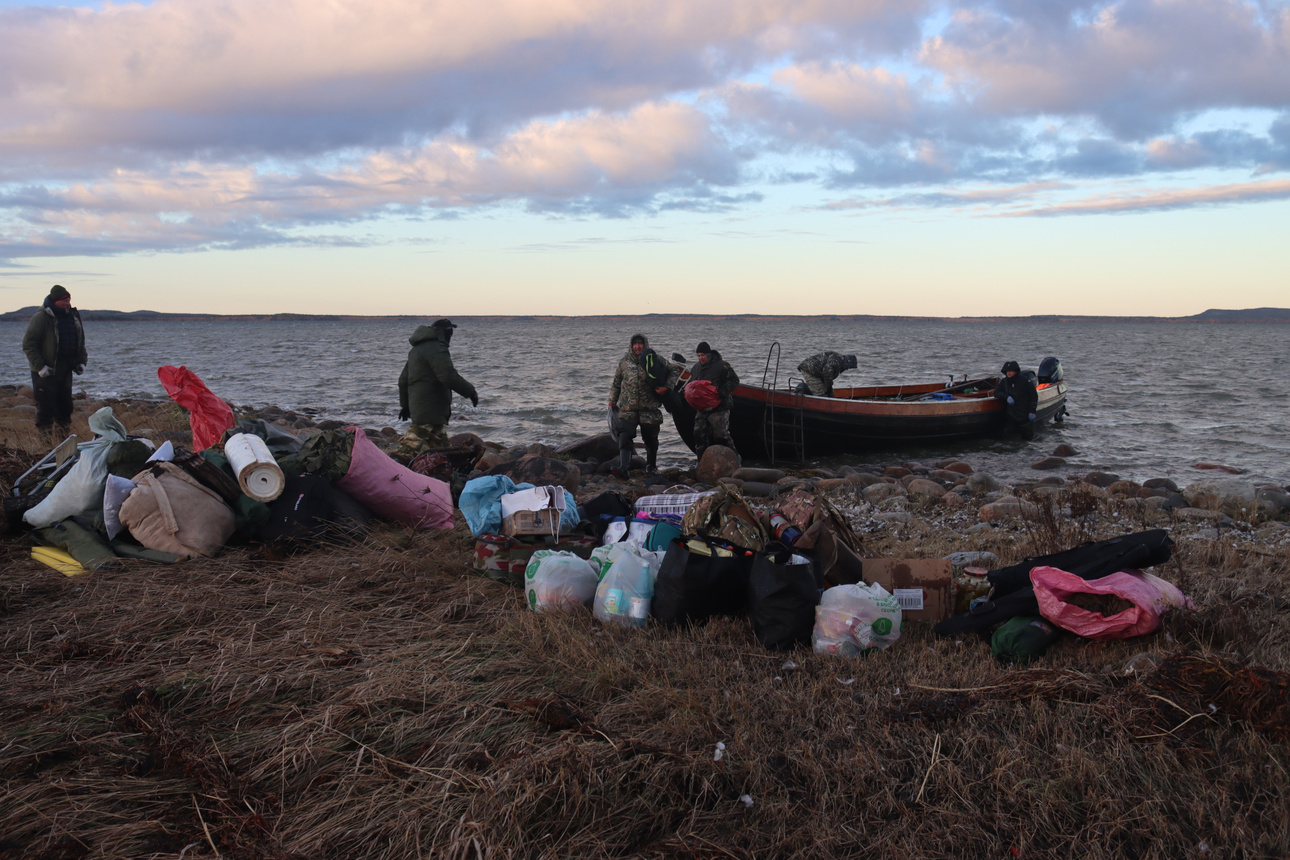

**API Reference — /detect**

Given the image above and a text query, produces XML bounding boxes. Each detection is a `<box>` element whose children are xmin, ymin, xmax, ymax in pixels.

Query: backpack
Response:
<box><xmin>639</xmin><ymin>348</ymin><xmax>672</xmax><ymax>389</ymax></box>
<box><xmin>681</xmin><ymin>486</ymin><xmax>768</xmax><ymax>552</ymax></box>
<box><xmin>119</xmin><ymin>462</ymin><xmax>236</xmax><ymax>559</ymax></box>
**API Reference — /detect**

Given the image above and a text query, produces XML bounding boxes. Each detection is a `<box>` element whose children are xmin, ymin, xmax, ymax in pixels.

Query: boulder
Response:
<box><xmin>1182</xmin><ymin>477</ymin><xmax>1259</xmax><ymax>518</ymax></box>
<box><xmin>450</xmin><ymin>432</ymin><xmax>486</xmax><ymax>449</ymax></box>
<box><xmin>1256</xmin><ymin>487</ymin><xmax>1290</xmax><ymax>519</ymax></box>
<box><xmin>1194</xmin><ymin>462</ymin><xmax>1245</xmax><ymax>475</ymax></box>
<box><xmin>863</xmin><ymin>482</ymin><xmax>906</xmax><ymax>503</ymax></box>
<box><xmin>1106</xmin><ymin>480</ymin><xmax>1142</xmax><ymax>496</ymax></box>
<box><xmin>884</xmin><ymin>466</ymin><xmax>911</xmax><ymax>479</ymax></box>
<box><xmin>555</xmin><ymin>433</ymin><xmax>621</xmax><ymax>463</ymax></box>
<box><xmin>1066</xmin><ymin>481</ymin><xmax>1109</xmax><ymax>500</ymax></box>
<box><xmin>524</xmin><ymin>442</ymin><xmax>557</xmax><ymax>458</ymax></box>
<box><xmin>1031</xmin><ymin>456</ymin><xmax>1066</xmax><ymax>470</ymax></box>
<box><xmin>942</xmin><ymin>492</ymin><xmax>966</xmax><ymax>508</ymax></box>
<box><xmin>476</xmin><ymin>450</ymin><xmax>513</xmax><ymax>471</ymax></box>
<box><xmin>1051</xmin><ymin>444</ymin><xmax>1079</xmax><ymax>457</ymax></box>
<box><xmin>1143</xmin><ymin>477</ymin><xmax>1179</xmax><ymax>492</ymax></box>
<box><xmin>739</xmin><ymin>481</ymin><xmax>779</xmax><ymax>498</ymax></box>
<box><xmin>907</xmin><ymin>478</ymin><xmax>947</xmax><ymax>503</ymax></box>
<box><xmin>732</xmin><ymin>467</ymin><xmax>787</xmax><ymax>483</ymax></box>
<box><xmin>493</xmin><ymin>454</ymin><xmax>581</xmax><ymax>493</ymax></box>
<box><xmin>965</xmin><ymin>473</ymin><xmax>1002</xmax><ymax>495</ymax></box>
<box><xmin>696</xmin><ymin>445</ymin><xmax>740</xmax><ymax>484</ymax></box>
<box><xmin>943</xmin><ymin>461</ymin><xmax>974</xmax><ymax>475</ymax></box>
<box><xmin>978</xmin><ymin>496</ymin><xmax>1041</xmax><ymax>523</ymax></box>
<box><xmin>1082</xmin><ymin>471</ymin><xmax>1120</xmax><ymax>487</ymax></box>
<box><xmin>815</xmin><ymin>478</ymin><xmax>849</xmax><ymax>492</ymax></box>
<box><xmin>846</xmin><ymin>472</ymin><xmax>883</xmax><ymax>488</ymax></box>
<box><xmin>929</xmin><ymin>469</ymin><xmax>964</xmax><ymax>484</ymax></box>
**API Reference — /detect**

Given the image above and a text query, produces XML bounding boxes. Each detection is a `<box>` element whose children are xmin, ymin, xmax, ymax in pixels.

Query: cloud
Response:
<box><xmin>1000</xmin><ymin>178</ymin><xmax>1290</xmax><ymax>216</ymax></box>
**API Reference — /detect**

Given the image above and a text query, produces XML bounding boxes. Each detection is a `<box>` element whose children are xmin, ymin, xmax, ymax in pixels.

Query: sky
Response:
<box><xmin>0</xmin><ymin>0</ymin><xmax>1287</xmax><ymax>316</ymax></box>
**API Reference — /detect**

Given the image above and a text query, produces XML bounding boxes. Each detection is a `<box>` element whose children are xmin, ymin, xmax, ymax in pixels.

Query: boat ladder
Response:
<box><xmin>760</xmin><ymin>342</ymin><xmax>806</xmax><ymax>464</ymax></box>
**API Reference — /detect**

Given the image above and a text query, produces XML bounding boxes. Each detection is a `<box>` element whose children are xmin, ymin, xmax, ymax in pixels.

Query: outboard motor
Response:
<box><xmin>1038</xmin><ymin>356</ymin><xmax>1063</xmax><ymax>384</ymax></box>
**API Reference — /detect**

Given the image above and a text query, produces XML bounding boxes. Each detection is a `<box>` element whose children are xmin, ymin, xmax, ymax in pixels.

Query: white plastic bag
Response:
<box><xmin>524</xmin><ymin>550</ymin><xmax>598</xmax><ymax>613</ymax></box>
<box><xmin>812</xmin><ymin>583</ymin><xmax>903</xmax><ymax>656</ymax></box>
<box><xmin>594</xmin><ymin>543</ymin><xmax>664</xmax><ymax>627</ymax></box>
<box><xmin>23</xmin><ymin>407</ymin><xmax>128</xmax><ymax>529</ymax></box>
<box><xmin>601</xmin><ymin>517</ymin><xmax>654</xmax><ymax>547</ymax></box>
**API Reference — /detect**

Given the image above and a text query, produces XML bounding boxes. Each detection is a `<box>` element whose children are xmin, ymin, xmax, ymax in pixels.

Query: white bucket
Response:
<box><xmin>224</xmin><ymin>433</ymin><xmax>285</xmax><ymax>502</ymax></box>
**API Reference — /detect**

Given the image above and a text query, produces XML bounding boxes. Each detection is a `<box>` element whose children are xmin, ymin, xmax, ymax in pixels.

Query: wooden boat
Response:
<box><xmin>672</xmin><ymin>347</ymin><xmax>1069</xmax><ymax>461</ymax></box>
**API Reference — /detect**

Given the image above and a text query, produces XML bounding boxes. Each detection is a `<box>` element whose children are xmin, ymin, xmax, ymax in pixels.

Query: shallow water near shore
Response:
<box><xmin>5</xmin><ymin>317</ymin><xmax>1287</xmax><ymax>486</ymax></box>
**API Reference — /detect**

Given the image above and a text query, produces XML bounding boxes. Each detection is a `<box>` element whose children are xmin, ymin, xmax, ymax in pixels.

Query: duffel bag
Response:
<box><xmin>473</xmin><ymin>533</ymin><xmax>597</xmax><ymax>587</ymax></box>
<box><xmin>651</xmin><ymin>536</ymin><xmax>754</xmax><ymax>627</ymax></box>
<box><xmin>120</xmin><ymin>462</ymin><xmax>236</xmax><ymax>559</ymax></box>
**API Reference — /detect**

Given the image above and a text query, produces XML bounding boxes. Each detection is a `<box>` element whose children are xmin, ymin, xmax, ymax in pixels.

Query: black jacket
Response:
<box><xmin>995</xmin><ymin>373</ymin><xmax>1038</xmax><ymax>422</ymax></box>
<box><xmin>688</xmin><ymin>350</ymin><xmax>740</xmax><ymax>411</ymax></box>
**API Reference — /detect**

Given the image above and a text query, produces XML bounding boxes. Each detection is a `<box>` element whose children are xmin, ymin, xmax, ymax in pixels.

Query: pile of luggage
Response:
<box><xmin>8</xmin><ymin>399</ymin><xmax>457</xmax><ymax>575</ymax></box>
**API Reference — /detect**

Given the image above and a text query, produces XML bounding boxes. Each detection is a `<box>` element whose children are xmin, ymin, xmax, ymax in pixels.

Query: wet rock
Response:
<box><xmin>555</xmin><ymin>433</ymin><xmax>620</xmax><ymax>463</ymax></box>
<box><xmin>1082</xmin><ymin>471</ymin><xmax>1120</xmax><ymax>487</ymax></box>
<box><xmin>815</xmin><ymin>478</ymin><xmax>849</xmax><ymax>492</ymax></box>
<box><xmin>907</xmin><ymin>478</ymin><xmax>947</xmax><ymax>502</ymax></box>
<box><xmin>1194</xmin><ymin>462</ymin><xmax>1245</xmax><ymax>475</ymax></box>
<box><xmin>476</xmin><ymin>450</ymin><xmax>512</xmax><ymax>471</ymax></box>
<box><xmin>1035</xmin><ymin>476</ymin><xmax>1064</xmax><ymax>486</ymax></box>
<box><xmin>1029</xmin><ymin>486</ymin><xmax>1064</xmax><ymax>503</ymax></box>
<box><xmin>524</xmin><ymin>442</ymin><xmax>557</xmax><ymax>458</ymax></box>
<box><xmin>1031</xmin><ymin>456</ymin><xmax>1066</xmax><ymax>470</ymax></box>
<box><xmin>733</xmin><ymin>467</ymin><xmax>787</xmax><ymax>483</ymax></box>
<box><xmin>942</xmin><ymin>492</ymin><xmax>966</xmax><ymax>508</ymax></box>
<box><xmin>846</xmin><ymin>472</ymin><xmax>882</xmax><ymax>488</ymax></box>
<box><xmin>1143</xmin><ymin>477</ymin><xmax>1179</xmax><ymax>492</ymax></box>
<box><xmin>1182</xmin><ymin>477</ymin><xmax>1259</xmax><ymax>518</ymax></box>
<box><xmin>450</xmin><ymin>432</ymin><xmax>486</xmax><ymax>449</ymax></box>
<box><xmin>863</xmin><ymin>483</ymin><xmax>906</xmax><ymax>503</ymax></box>
<box><xmin>492</xmin><ymin>455</ymin><xmax>581</xmax><ymax>493</ymax></box>
<box><xmin>316</xmin><ymin>419</ymin><xmax>346</xmax><ymax>431</ymax></box>
<box><xmin>739</xmin><ymin>481</ymin><xmax>779</xmax><ymax>498</ymax></box>
<box><xmin>943</xmin><ymin>461</ymin><xmax>974</xmax><ymax>475</ymax></box>
<box><xmin>1051</xmin><ymin>443</ymin><xmax>1079</xmax><ymax>457</ymax></box>
<box><xmin>965</xmin><ymin>473</ymin><xmax>1002</xmax><ymax>495</ymax></box>
<box><xmin>978</xmin><ymin>496</ymin><xmax>1041</xmax><ymax>523</ymax></box>
<box><xmin>803</xmin><ymin>468</ymin><xmax>837</xmax><ymax>479</ymax></box>
<box><xmin>929</xmin><ymin>469</ymin><xmax>963</xmax><ymax>484</ymax></box>
<box><xmin>697</xmin><ymin>445</ymin><xmax>740</xmax><ymax>484</ymax></box>
<box><xmin>884</xmin><ymin>466</ymin><xmax>911</xmax><ymax>479</ymax></box>
<box><xmin>1106</xmin><ymin>480</ymin><xmax>1142</xmax><ymax>496</ymax></box>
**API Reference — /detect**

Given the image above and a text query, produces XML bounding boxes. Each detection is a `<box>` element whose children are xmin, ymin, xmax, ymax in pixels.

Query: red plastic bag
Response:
<box><xmin>684</xmin><ymin>379</ymin><xmax>721</xmax><ymax>411</ymax></box>
<box><xmin>1030</xmin><ymin>566</ymin><xmax>1193</xmax><ymax>640</ymax></box>
<box><xmin>157</xmin><ymin>365</ymin><xmax>235</xmax><ymax>452</ymax></box>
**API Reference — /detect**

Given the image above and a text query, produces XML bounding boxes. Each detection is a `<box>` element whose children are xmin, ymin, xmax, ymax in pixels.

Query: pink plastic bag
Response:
<box><xmin>684</xmin><ymin>379</ymin><xmax>721</xmax><ymax>410</ymax></box>
<box><xmin>157</xmin><ymin>365</ymin><xmax>235</xmax><ymax>452</ymax></box>
<box><xmin>1031</xmin><ymin>565</ymin><xmax>1193</xmax><ymax>640</ymax></box>
<box><xmin>336</xmin><ymin>427</ymin><xmax>454</xmax><ymax>529</ymax></box>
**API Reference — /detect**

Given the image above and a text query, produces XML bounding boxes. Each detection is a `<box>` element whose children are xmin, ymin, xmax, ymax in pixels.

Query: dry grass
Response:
<box><xmin>2</xmin><ymin>410</ymin><xmax>1289</xmax><ymax>858</ymax></box>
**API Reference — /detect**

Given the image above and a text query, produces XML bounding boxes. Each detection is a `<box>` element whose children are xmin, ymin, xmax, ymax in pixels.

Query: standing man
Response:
<box><xmin>994</xmin><ymin>360</ymin><xmax>1038</xmax><ymax>440</ymax></box>
<box><xmin>687</xmin><ymin>341</ymin><xmax>739</xmax><ymax>460</ymax></box>
<box><xmin>609</xmin><ymin>333</ymin><xmax>669</xmax><ymax>477</ymax></box>
<box><xmin>796</xmin><ymin>351</ymin><xmax>858</xmax><ymax>397</ymax></box>
<box><xmin>22</xmin><ymin>285</ymin><xmax>87</xmax><ymax>436</ymax></box>
<box><xmin>395</xmin><ymin>318</ymin><xmax>478</xmax><ymax>462</ymax></box>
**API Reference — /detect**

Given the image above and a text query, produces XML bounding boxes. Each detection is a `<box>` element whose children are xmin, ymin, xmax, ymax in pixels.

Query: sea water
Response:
<box><xmin>4</xmin><ymin>317</ymin><xmax>1287</xmax><ymax>486</ymax></box>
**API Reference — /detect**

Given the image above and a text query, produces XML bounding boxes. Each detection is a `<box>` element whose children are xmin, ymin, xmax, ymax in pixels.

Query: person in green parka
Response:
<box><xmin>394</xmin><ymin>318</ymin><xmax>478</xmax><ymax>462</ymax></box>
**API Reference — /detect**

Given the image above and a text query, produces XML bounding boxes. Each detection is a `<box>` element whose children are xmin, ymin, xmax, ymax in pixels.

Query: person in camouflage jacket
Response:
<box><xmin>796</xmin><ymin>351</ymin><xmax>858</xmax><ymax>396</ymax></box>
<box><xmin>687</xmin><ymin>341</ymin><xmax>739</xmax><ymax>459</ymax></box>
<box><xmin>608</xmin><ymin>333</ymin><xmax>676</xmax><ymax>476</ymax></box>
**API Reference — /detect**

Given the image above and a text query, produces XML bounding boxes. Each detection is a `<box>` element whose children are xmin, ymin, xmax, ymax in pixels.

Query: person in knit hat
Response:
<box><xmin>686</xmin><ymin>341</ymin><xmax>740</xmax><ymax>460</ymax></box>
<box><xmin>22</xmin><ymin>285</ymin><xmax>87</xmax><ymax>435</ymax></box>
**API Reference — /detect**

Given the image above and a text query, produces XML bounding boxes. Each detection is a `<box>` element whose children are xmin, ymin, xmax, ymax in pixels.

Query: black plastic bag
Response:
<box><xmin>747</xmin><ymin>543</ymin><xmax>820</xmax><ymax>650</ymax></box>
<box><xmin>652</xmin><ymin>536</ymin><xmax>754</xmax><ymax>627</ymax></box>
<box><xmin>581</xmin><ymin>491</ymin><xmax>633</xmax><ymax>540</ymax></box>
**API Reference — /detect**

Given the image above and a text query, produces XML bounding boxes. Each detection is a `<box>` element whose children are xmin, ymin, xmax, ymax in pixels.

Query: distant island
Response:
<box><xmin>3</xmin><ymin>307</ymin><xmax>1290</xmax><ymax>323</ymax></box>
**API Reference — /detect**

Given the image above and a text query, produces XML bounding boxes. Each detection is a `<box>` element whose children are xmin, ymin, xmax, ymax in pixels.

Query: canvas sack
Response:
<box><xmin>120</xmin><ymin>462</ymin><xmax>236</xmax><ymax>559</ymax></box>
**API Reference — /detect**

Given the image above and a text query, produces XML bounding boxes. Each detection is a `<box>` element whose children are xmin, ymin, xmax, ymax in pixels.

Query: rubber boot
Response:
<box><xmin>612</xmin><ymin>448</ymin><xmax>632</xmax><ymax>478</ymax></box>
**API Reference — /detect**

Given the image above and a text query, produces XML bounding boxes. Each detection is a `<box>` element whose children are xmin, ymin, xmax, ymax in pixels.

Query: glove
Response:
<box><xmin>398</xmin><ymin>407</ymin><xmax>410</xmax><ymax>422</ymax></box>
<box><xmin>1006</xmin><ymin>396</ymin><xmax>1014</xmax><ymax>405</ymax></box>
<box><xmin>1028</xmin><ymin>412</ymin><xmax>1037</xmax><ymax>422</ymax></box>
<box><xmin>38</xmin><ymin>365</ymin><xmax>52</xmax><ymax>379</ymax></box>
<box><xmin>74</xmin><ymin>364</ymin><xmax>84</xmax><ymax>375</ymax></box>
<box><xmin>469</xmin><ymin>393</ymin><xmax>479</xmax><ymax>408</ymax></box>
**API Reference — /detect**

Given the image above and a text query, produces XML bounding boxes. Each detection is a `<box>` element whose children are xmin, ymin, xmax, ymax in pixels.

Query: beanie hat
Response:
<box><xmin>49</xmin><ymin>285</ymin><xmax>70</xmax><ymax>301</ymax></box>
<box><xmin>843</xmin><ymin>354</ymin><xmax>858</xmax><ymax>370</ymax></box>
<box><xmin>431</xmin><ymin>318</ymin><xmax>457</xmax><ymax>330</ymax></box>
<box><xmin>696</xmin><ymin>341</ymin><xmax>712</xmax><ymax>354</ymax></box>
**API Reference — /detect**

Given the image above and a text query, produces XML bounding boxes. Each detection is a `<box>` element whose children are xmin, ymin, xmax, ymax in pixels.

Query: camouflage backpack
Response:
<box><xmin>775</xmin><ymin>487</ymin><xmax>863</xmax><ymax>554</ymax></box>
<box><xmin>681</xmin><ymin>486</ymin><xmax>768</xmax><ymax>552</ymax></box>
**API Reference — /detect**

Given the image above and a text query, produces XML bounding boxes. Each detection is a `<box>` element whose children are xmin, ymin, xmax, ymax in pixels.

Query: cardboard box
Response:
<box><xmin>862</xmin><ymin>559</ymin><xmax>953</xmax><ymax>623</ymax></box>
<box><xmin>502</xmin><ymin>508</ymin><xmax>562</xmax><ymax>537</ymax></box>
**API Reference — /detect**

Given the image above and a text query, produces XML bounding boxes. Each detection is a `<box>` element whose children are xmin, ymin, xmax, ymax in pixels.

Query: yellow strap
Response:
<box><xmin>32</xmin><ymin>546</ymin><xmax>86</xmax><ymax>577</ymax></box>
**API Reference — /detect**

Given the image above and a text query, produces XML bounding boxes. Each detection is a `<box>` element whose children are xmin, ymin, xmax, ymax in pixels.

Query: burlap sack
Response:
<box><xmin>120</xmin><ymin>462</ymin><xmax>236</xmax><ymax>559</ymax></box>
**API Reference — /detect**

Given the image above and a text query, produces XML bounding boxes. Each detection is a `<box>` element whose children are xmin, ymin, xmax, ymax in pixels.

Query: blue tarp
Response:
<box><xmin>459</xmin><ymin>475</ymin><xmax>580</xmax><ymax>537</ymax></box>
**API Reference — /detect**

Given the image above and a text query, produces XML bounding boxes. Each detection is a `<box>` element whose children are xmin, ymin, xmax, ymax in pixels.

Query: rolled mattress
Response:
<box><xmin>225</xmin><ymin>432</ymin><xmax>286</xmax><ymax>502</ymax></box>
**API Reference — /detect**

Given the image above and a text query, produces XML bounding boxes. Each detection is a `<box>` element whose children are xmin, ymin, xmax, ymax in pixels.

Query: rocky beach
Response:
<box><xmin>2</xmin><ymin>385</ymin><xmax>1290</xmax><ymax>858</ymax></box>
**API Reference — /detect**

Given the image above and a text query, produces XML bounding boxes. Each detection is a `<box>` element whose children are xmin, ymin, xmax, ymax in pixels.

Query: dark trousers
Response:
<box><xmin>617</xmin><ymin>417</ymin><xmax>660</xmax><ymax>465</ymax></box>
<box><xmin>32</xmin><ymin>368</ymin><xmax>74</xmax><ymax>431</ymax></box>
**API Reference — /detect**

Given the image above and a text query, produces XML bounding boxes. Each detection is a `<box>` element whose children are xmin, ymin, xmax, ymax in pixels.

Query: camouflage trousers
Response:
<box><xmin>392</xmin><ymin>422</ymin><xmax>451</xmax><ymax>463</ymax></box>
<box><xmin>800</xmin><ymin>372</ymin><xmax>832</xmax><ymax>396</ymax></box>
<box><xmin>693</xmin><ymin>408</ymin><xmax>736</xmax><ymax>457</ymax></box>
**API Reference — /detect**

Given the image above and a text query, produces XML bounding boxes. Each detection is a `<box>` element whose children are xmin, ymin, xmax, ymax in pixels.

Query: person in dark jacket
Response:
<box><xmin>796</xmin><ymin>351</ymin><xmax>857</xmax><ymax>396</ymax></box>
<box><xmin>22</xmin><ymin>285</ymin><xmax>87</xmax><ymax>434</ymax></box>
<box><xmin>994</xmin><ymin>360</ymin><xmax>1038</xmax><ymax>439</ymax></box>
<box><xmin>687</xmin><ymin>341</ymin><xmax>739</xmax><ymax>460</ymax></box>
<box><xmin>394</xmin><ymin>319</ymin><xmax>478</xmax><ymax>462</ymax></box>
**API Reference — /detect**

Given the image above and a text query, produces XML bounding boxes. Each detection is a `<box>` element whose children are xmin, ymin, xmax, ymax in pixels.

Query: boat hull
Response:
<box><xmin>726</xmin><ymin>378</ymin><xmax>1069</xmax><ymax>460</ymax></box>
